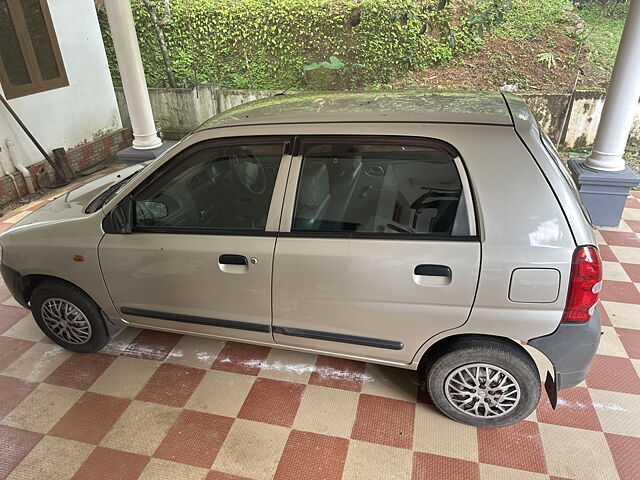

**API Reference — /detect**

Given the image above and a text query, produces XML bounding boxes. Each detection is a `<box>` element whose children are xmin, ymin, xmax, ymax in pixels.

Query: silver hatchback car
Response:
<box><xmin>0</xmin><ymin>91</ymin><xmax>601</xmax><ymax>428</ymax></box>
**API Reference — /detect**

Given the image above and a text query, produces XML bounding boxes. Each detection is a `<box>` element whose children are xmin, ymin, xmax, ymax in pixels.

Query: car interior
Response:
<box><xmin>293</xmin><ymin>144</ymin><xmax>469</xmax><ymax>235</ymax></box>
<box><xmin>131</xmin><ymin>140</ymin><xmax>470</xmax><ymax>236</ymax></box>
<box><xmin>133</xmin><ymin>144</ymin><xmax>283</xmax><ymax>230</ymax></box>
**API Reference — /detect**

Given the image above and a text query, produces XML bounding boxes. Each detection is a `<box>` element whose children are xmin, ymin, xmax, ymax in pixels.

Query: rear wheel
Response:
<box><xmin>426</xmin><ymin>337</ymin><xmax>540</xmax><ymax>428</ymax></box>
<box><xmin>31</xmin><ymin>281</ymin><xmax>111</xmax><ymax>353</ymax></box>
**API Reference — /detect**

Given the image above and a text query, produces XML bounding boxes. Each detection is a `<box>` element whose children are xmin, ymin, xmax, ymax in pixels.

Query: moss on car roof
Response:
<box><xmin>195</xmin><ymin>90</ymin><xmax>513</xmax><ymax>131</ymax></box>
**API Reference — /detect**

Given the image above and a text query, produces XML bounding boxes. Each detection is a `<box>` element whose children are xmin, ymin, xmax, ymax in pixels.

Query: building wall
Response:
<box><xmin>115</xmin><ymin>85</ymin><xmax>640</xmax><ymax>149</ymax></box>
<box><xmin>115</xmin><ymin>84</ymin><xmax>278</xmax><ymax>140</ymax></box>
<box><xmin>0</xmin><ymin>0</ymin><xmax>122</xmax><ymax>172</ymax></box>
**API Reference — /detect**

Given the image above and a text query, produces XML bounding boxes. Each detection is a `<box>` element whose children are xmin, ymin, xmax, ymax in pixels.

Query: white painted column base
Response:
<box><xmin>584</xmin><ymin>149</ymin><xmax>627</xmax><ymax>172</ymax></box>
<box><xmin>132</xmin><ymin>132</ymin><xmax>162</xmax><ymax>150</ymax></box>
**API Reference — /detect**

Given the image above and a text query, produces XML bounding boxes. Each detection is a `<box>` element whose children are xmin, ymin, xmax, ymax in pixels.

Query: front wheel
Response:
<box><xmin>426</xmin><ymin>337</ymin><xmax>541</xmax><ymax>428</ymax></box>
<box><xmin>31</xmin><ymin>281</ymin><xmax>111</xmax><ymax>353</ymax></box>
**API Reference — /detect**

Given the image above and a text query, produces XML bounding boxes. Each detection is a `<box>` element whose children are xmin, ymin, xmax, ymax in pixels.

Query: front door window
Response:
<box><xmin>133</xmin><ymin>141</ymin><xmax>287</xmax><ymax>232</ymax></box>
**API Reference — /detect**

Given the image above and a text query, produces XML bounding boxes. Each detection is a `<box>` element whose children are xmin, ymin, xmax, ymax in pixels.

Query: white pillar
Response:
<box><xmin>104</xmin><ymin>0</ymin><xmax>161</xmax><ymax>150</ymax></box>
<box><xmin>585</xmin><ymin>0</ymin><xmax>640</xmax><ymax>172</ymax></box>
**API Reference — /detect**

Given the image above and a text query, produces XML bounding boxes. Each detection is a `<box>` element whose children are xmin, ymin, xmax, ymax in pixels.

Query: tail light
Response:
<box><xmin>562</xmin><ymin>246</ymin><xmax>602</xmax><ymax>323</ymax></box>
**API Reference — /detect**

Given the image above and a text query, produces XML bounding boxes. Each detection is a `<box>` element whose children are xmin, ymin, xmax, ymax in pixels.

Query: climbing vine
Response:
<box><xmin>97</xmin><ymin>0</ymin><xmax>510</xmax><ymax>90</ymax></box>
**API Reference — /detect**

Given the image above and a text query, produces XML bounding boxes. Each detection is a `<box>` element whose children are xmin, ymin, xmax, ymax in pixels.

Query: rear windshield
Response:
<box><xmin>538</xmin><ymin>128</ymin><xmax>593</xmax><ymax>224</ymax></box>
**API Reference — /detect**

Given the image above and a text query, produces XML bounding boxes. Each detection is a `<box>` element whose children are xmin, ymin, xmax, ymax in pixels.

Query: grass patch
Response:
<box><xmin>493</xmin><ymin>0</ymin><xmax>572</xmax><ymax>40</ymax></box>
<box><xmin>579</xmin><ymin>2</ymin><xmax>627</xmax><ymax>74</ymax></box>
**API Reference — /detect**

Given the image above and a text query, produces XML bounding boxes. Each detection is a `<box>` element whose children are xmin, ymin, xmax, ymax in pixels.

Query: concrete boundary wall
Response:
<box><xmin>115</xmin><ymin>85</ymin><xmax>640</xmax><ymax>148</ymax></box>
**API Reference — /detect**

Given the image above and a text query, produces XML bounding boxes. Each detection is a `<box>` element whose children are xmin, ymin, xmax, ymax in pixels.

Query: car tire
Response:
<box><xmin>31</xmin><ymin>280</ymin><xmax>111</xmax><ymax>353</ymax></box>
<box><xmin>426</xmin><ymin>336</ymin><xmax>540</xmax><ymax>428</ymax></box>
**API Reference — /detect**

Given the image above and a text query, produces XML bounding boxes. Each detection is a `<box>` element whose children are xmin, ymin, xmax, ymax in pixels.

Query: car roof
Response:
<box><xmin>195</xmin><ymin>90</ymin><xmax>514</xmax><ymax>131</ymax></box>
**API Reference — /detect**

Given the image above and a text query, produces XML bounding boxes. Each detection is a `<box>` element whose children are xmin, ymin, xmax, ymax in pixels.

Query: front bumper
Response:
<box><xmin>528</xmin><ymin>310</ymin><xmax>601</xmax><ymax>406</ymax></box>
<box><xmin>0</xmin><ymin>263</ymin><xmax>29</xmax><ymax>308</ymax></box>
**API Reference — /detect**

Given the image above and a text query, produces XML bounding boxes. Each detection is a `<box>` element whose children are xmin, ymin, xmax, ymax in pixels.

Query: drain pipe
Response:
<box><xmin>6</xmin><ymin>140</ymin><xmax>35</xmax><ymax>194</ymax></box>
<box><xmin>0</xmin><ymin>145</ymin><xmax>20</xmax><ymax>198</ymax></box>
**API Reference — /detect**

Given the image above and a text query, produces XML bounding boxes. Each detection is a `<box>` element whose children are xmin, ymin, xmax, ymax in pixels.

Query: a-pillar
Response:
<box><xmin>104</xmin><ymin>0</ymin><xmax>171</xmax><ymax>163</ymax></box>
<box><xmin>569</xmin><ymin>0</ymin><xmax>640</xmax><ymax>227</ymax></box>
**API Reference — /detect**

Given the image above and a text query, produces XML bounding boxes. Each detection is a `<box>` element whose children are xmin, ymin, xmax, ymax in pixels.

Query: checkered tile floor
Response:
<box><xmin>0</xmin><ymin>175</ymin><xmax>639</xmax><ymax>479</ymax></box>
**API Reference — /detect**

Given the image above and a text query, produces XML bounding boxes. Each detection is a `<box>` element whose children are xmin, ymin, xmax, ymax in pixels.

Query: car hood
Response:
<box><xmin>6</xmin><ymin>164</ymin><xmax>145</xmax><ymax>232</ymax></box>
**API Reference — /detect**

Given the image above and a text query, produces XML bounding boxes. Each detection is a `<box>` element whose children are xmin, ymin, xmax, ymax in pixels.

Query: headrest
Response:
<box><xmin>299</xmin><ymin>162</ymin><xmax>330</xmax><ymax>208</ymax></box>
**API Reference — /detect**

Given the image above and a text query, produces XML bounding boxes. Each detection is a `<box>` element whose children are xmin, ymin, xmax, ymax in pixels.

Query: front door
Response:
<box><xmin>99</xmin><ymin>138</ymin><xmax>290</xmax><ymax>343</ymax></box>
<box><xmin>272</xmin><ymin>137</ymin><xmax>481</xmax><ymax>363</ymax></box>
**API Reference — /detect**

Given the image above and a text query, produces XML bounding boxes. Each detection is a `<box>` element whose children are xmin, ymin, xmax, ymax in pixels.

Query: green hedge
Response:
<box><xmin>97</xmin><ymin>0</ymin><xmax>485</xmax><ymax>90</ymax></box>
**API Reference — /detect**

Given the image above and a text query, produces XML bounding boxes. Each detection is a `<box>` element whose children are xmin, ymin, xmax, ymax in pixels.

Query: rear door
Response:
<box><xmin>272</xmin><ymin>136</ymin><xmax>481</xmax><ymax>364</ymax></box>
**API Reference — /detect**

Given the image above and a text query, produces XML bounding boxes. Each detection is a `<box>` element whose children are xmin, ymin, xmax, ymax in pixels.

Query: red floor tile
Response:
<box><xmin>625</xmin><ymin>219</ymin><xmax>640</xmax><ymax>232</ymax></box>
<box><xmin>597</xmin><ymin>302</ymin><xmax>612</xmax><ymax>327</ymax></box>
<box><xmin>412</xmin><ymin>452</ymin><xmax>479</xmax><ymax>480</ymax></box>
<box><xmin>605</xmin><ymin>433</ymin><xmax>640</xmax><ymax>480</ymax></box>
<box><xmin>0</xmin><ymin>425</ymin><xmax>44</xmax><ymax>479</ymax></box>
<box><xmin>136</xmin><ymin>363</ymin><xmax>206</xmax><ymax>408</ymax></box>
<box><xmin>238</xmin><ymin>377</ymin><xmax>305</xmax><ymax>427</ymax></box>
<box><xmin>0</xmin><ymin>375</ymin><xmax>38</xmax><ymax>420</ymax></box>
<box><xmin>621</xmin><ymin>262</ymin><xmax>640</xmax><ymax>283</ymax></box>
<box><xmin>49</xmin><ymin>392</ymin><xmax>130</xmax><ymax>445</ymax></box>
<box><xmin>154</xmin><ymin>410</ymin><xmax>234</xmax><ymax>468</ymax></box>
<box><xmin>44</xmin><ymin>353</ymin><xmax>117</xmax><ymax>390</ymax></box>
<box><xmin>615</xmin><ymin>328</ymin><xmax>640</xmax><ymax>359</ymax></box>
<box><xmin>351</xmin><ymin>394</ymin><xmax>415</xmax><ymax>449</ymax></box>
<box><xmin>72</xmin><ymin>447</ymin><xmax>150</xmax><ymax>480</ymax></box>
<box><xmin>536</xmin><ymin>386</ymin><xmax>602</xmax><ymax>431</ymax></box>
<box><xmin>598</xmin><ymin>244</ymin><xmax>618</xmax><ymax>262</ymax></box>
<box><xmin>477</xmin><ymin>420</ymin><xmax>547</xmax><ymax>474</ymax></box>
<box><xmin>0</xmin><ymin>305</ymin><xmax>28</xmax><ymax>334</ymax></box>
<box><xmin>309</xmin><ymin>355</ymin><xmax>366</xmax><ymax>392</ymax></box>
<box><xmin>0</xmin><ymin>337</ymin><xmax>34</xmax><ymax>371</ymax></box>
<box><xmin>585</xmin><ymin>355</ymin><xmax>640</xmax><ymax>394</ymax></box>
<box><xmin>625</xmin><ymin>197</ymin><xmax>640</xmax><ymax>209</ymax></box>
<box><xmin>121</xmin><ymin>330</ymin><xmax>182</xmax><ymax>361</ymax></box>
<box><xmin>600</xmin><ymin>280</ymin><xmax>640</xmax><ymax>304</ymax></box>
<box><xmin>599</xmin><ymin>231</ymin><xmax>640</xmax><ymax>248</ymax></box>
<box><xmin>206</xmin><ymin>472</ymin><xmax>252</xmax><ymax>480</ymax></box>
<box><xmin>274</xmin><ymin>430</ymin><xmax>349</xmax><ymax>480</ymax></box>
<box><xmin>211</xmin><ymin>341</ymin><xmax>270</xmax><ymax>376</ymax></box>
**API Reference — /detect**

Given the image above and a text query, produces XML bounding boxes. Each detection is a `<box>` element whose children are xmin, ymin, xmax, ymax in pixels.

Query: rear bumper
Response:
<box><xmin>0</xmin><ymin>263</ymin><xmax>28</xmax><ymax>308</ymax></box>
<box><xmin>529</xmin><ymin>310</ymin><xmax>601</xmax><ymax>399</ymax></box>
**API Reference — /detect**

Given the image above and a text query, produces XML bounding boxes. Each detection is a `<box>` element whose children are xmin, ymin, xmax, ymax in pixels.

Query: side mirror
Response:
<box><xmin>141</xmin><ymin>200</ymin><xmax>168</xmax><ymax>219</ymax></box>
<box><xmin>103</xmin><ymin>196</ymin><xmax>133</xmax><ymax>234</ymax></box>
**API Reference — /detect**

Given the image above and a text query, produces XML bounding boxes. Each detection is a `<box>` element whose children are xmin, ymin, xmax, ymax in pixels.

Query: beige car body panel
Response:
<box><xmin>0</xmin><ymin>91</ymin><xmax>588</xmax><ymax>370</ymax></box>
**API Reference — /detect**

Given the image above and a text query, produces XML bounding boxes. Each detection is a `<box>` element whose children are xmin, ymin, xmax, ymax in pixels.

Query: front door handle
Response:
<box><xmin>413</xmin><ymin>264</ymin><xmax>451</xmax><ymax>286</ymax></box>
<box><xmin>219</xmin><ymin>254</ymin><xmax>248</xmax><ymax>266</ymax></box>
<box><xmin>219</xmin><ymin>254</ymin><xmax>249</xmax><ymax>274</ymax></box>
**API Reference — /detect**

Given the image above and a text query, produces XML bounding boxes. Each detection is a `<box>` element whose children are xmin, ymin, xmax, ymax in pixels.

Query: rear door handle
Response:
<box><xmin>219</xmin><ymin>254</ymin><xmax>248</xmax><ymax>266</ymax></box>
<box><xmin>413</xmin><ymin>264</ymin><xmax>451</xmax><ymax>286</ymax></box>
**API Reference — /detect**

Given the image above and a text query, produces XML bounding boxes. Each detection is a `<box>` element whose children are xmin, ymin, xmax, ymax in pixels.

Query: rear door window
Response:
<box><xmin>292</xmin><ymin>139</ymin><xmax>473</xmax><ymax>237</ymax></box>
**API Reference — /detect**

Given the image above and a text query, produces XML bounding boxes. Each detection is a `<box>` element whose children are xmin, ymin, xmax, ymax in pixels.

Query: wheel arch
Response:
<box><xmin>20</xmin><ymin>274</ymin><xmax>95</xmax><ymax>308</ymax></box>
<box><xmin>418</xmin><ymin>333</ymin><xmax>538</xmax><ymax>375</ymax></box>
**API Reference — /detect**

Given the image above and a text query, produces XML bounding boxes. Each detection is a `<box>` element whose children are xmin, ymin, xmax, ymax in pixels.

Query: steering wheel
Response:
<box><xmin>231</xmin><ymin>150</ymin><xmax>267</xmax><ymax>195</ymax></box>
